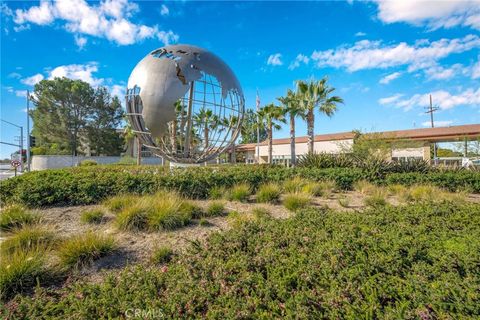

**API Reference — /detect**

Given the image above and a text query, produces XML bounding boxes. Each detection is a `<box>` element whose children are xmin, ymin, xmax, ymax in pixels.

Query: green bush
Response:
<box><xmin>208</xmin><ymin>186</ymin><xmax>227</xmax><ymax>200</ymax></box>
<box><xmin>57</xmin><ymin>232</ymin><xmax>115</xmax><ymax>269</ymax></box>
<box><xmin>79</xmin><ymin>160</ymin><xmax>97</xmax><ymax>167</ymax></box>
<box><xmin>116</xmin><ymin>205</ymin><xmax>149</xmax><ymax>231</ymax></box>
<box><xmin>1</xmin><ymin>226</ymin><xmax>55</xmax><ymax>255</ymax></box>
<box><xmin>80</xmin><ymin>209</ymin><xmax>104</xmax><ymax>224</ymax></box>
<box><xmin>283</xmin><ymin>193</ymin><xmax>311</xmax><ymax>212</ymax></box>
<box><xmin>150</xmin><ymin>246</ymin><xmax>173</xmax><ymax>265</ymax></box>
<box><xmin>256</xmin><ymin>183</ymin><xmax>282</xmax><ymax>203</ymax></box>
<box><xmin>283</xmin><ymin>177</ymin><xmax>307</xmax><ymax>193</ymax></box>
<box><xmin>1</xmin><ymin>165</ymin><xmax>478</xmax><ymax>208</ymax></box>
<box><xmin>9</xmin><ymin>202</ymin><xmax>480</xmax><ymax>318</ymax></box>
<box><xmin>0</xmin><ymin>205</ymin><xmax>38</xmax><ymax>232</ymax></box>
<box><xmin>103</xmin><ymin>194</ymin><xmax>141</xmax><ymax>214</ymax></box>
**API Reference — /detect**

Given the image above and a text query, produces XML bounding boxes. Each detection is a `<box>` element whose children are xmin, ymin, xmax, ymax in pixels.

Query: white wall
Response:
<box><xmin>391</xmin><ymin>147</ymin><xmax>425</xmax><ymax>158</ymax></box>
<box><xmin>258</xmin><ymin>139</ymin><xmax>353</xmax><ymax>157</ymax></box>
<box><xmin>31</xmin><ymin>155</ymin><xmax>163</xmax><ymax>171</ymax></box>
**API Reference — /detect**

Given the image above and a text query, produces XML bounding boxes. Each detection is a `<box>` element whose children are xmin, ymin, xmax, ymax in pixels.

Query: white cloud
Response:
<box><xmin>74</xmin><ymin>35</ymin><xmax>87</xmax><ymax>49</ymax></box>
<box><xmin>379</xmin><ymin>71</ymin><xmax>402</xmax><ymax>84</ymax></box>
<box><xmin>374</xmin><ymin>0</ymin><xmax>480</xmax><ymax>31</ymax></box>
<box><xmin>288</xmin><ymin>54</ymin><xmax>310</xmax><ymax>70</ymax></box>
<box><xmin>355</xmin><ymin>31</ymin><xmax>366</xmax><ymax>37</ymax></box>
<box><xmin>378</xmin><ymin>93</ymin><xmax>404</xmax><ymax>105</ymax></box>
<box><xmin>267</xmin><ymin>53</ymin><xmax>283</xmax><ymax>66</ymax></box>
<box><xmin>10</xmin><ymin>0</ymin><xmax>178</xmax><ymax>46</ymax></box>
<box><xmin>310</xmin><ymin>34</ymin><xmax>480</xmax><ymax>72</ymax></box>
<box><xmin>160</xmin><ymin>4</ymin><xmax>169</xmax><ymax>16</ymax></box>
<box><xmin>379</xmin><ymin>88</ymin><xmax>480</xmax><ymax>111</ymax></box>
<box><xmin>110</xmin><ymin>84</ymin><xmax>124</xmax><ymax>99</ymax></box>
<box><xmin>472</xmin><ymin>57</ymin><xmax>480</xmax><ymax>79</ymax></box>
<box><xmin>8</xmin><ymin>72</ymin><xmax>21</xmax><ymax>79</ymax></box>
<box><xmin>21</xmin><ymin>73</ymin><xmax>44</xmax><ymax>86</ymax></box>
<box><xmin>48</xmin><ymin>63</ymin><xmax>103</xmax><ymax>86</ymax></box>
<box><xmin>423</xmin><ymin>63</ymin><xmax>467</xmax><ymax>80</ymax></box>
<box><xmin>15</xmin><ymin>90</ymin><xmax>28</xmax><ymax>97</ymax></box>
<box><xmin>421</xmin><ymin>120</ymin><xmax>454</xmax><ymax>127</ymax></box>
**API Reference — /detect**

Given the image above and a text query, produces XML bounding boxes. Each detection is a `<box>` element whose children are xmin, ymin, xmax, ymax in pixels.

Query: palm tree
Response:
<box><xmin>193</xmin><ymin>107</ymin><xmax>218</xmax><ymax>149</ymax></box>
<box><xmin>170</xmin><ymin>101</ymin><xmax>183</xmax><ymax>152</ymax></box>
<box><xmin>258</xmin><ymin>104</ymin><xmax>286</xmax><ymax>164</ymax></box>
<box><xmin>277</xmin><ymin>89</ymin><xmax>304</xmax><ymax>167</ymax></box>
<box><xmin>296</xmin><ymin>78</ymin><xmax>344</xmax><ymax>154</ymax></box>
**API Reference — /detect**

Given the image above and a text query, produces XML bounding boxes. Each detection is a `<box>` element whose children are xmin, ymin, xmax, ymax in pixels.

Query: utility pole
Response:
<box><xmin>1</xmin><ymin>119</ymin><xmax>24</xmax><ymax>172</ymax></box>
<box><xmin>26</xmin><ymin>90</ymin><xmax>31</xmax><ymax>172</ymax></box>
<box><xmin>425</xmin><ymin>94</ymin><xmax>439</xmax><ymax>165</ymax></box>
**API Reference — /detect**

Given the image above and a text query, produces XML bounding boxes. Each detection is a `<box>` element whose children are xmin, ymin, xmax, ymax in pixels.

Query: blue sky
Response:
<box><xmin>1</xmin><ymin>0</ymin><xmax>479</xmax><ymax>158</ymax></box>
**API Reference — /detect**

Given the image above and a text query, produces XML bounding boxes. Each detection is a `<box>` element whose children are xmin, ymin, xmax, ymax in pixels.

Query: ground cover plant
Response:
<box><xmin>0</xmin><ymin>205</ymin><xmax>39</xmax><ymax>232</ymax></box>
<box><xmin>1</xmin><ymin>165</ymin><xmax>478</xmax><ymax>207</ymax></box>
<box><xmin>4</xmin><ymin>201</ymin><xmax>479</xmax><ymax>318</ymax></box>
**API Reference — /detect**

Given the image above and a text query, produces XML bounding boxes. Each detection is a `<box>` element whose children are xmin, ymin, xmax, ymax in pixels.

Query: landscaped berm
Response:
<box><xmin>1</xmin><ymin>163</ymin><xmax>480</xmax><ymax>318</ymax></box>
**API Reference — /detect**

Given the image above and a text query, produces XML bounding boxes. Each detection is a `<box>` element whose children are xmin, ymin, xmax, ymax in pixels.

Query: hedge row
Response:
<box><xmin>1</xmin><ymin>165</ymin><xmax>478</xmax><ymax>207</ymax></box>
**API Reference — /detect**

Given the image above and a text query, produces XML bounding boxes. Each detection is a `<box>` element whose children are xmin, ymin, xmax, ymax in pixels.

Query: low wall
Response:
<box><xmin>31</xmin><ymin>155</ymin><xmax>163</xmax><ymax>171</ymax></box>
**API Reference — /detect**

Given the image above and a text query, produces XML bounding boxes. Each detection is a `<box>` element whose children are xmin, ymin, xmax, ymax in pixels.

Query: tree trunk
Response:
<box><xmin>171</xmin><ymin>120</ymin><xmax>177</xmax><ymax>152</ymax></box>
<box><xmin>290</xmin><ymin>112</ymin><xmax>296</xmax><ymax>167</ymax></box>
<box><xmin>231</xmin><ymin>142</ymin><xmax>236</xmax><ymax>164</ymax></box>
<box><xmin>268</xmin><ymin>122</ymin><xmax>273</xmax><ymax>164</ymax></box>
<box><xmin>307</xmin><ymin>109</ymin><xmax>314</xmax><ymax>154</ymax></box>
<box><xmin>204</xmin><ymin>126</ymin><xmax>209</xmax><ymax>149</ymax></box>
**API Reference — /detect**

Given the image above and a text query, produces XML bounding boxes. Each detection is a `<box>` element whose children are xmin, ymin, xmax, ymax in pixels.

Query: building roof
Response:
<box><xmin>234</xmin><ymin>124</ymin><xmax>480</xmax><ymax>151</ymax></box>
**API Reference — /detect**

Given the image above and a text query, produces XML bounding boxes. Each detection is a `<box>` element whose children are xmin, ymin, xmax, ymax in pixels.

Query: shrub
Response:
<box><xmin>150</xmin><ymin>246</ymin><xmax>173</xmax><ymax>265</ymax></box>
<box><xmin>354</xmin><ymin>180</ymin><xmax>377</xmax><ymax>195</ymax></box>
<box><xmin>297</xmin><ymin>152</ymin><xmax>354</xmax><ymax>168</ymax></box>
<box><xmin>79</xmin><ymin>160</ymin><xmax>97</xmax><ymax>167</ymax></box>
<box><xmin>57</xmin><ymin>232</ymin><xmax>115</xmax><ymax>269</ymax></box>
<box><xmin>0</xmin><ymin>248</ymin><xmax>54</xmax><ymax>300</ymax></box>
<box><xmin>117</xmin><ymin>156</ymin><xmax>136</xmax><ymax>165</ymax></box>
<box><xmin>10</xmin><ymin>202</ymin><xmax>480</xmax><ymax>318</ymax></box>
<box><xmin>205</xmin><ymin>201</ymin><xmax>226</xmax><ymax>217</ymax></box>
<box><xmin>180</xmin><ymin>202</ymin><xmax>204</xmax><ymax>219</ymax></box>
<box><xmin>147</xmin><ymin>194</ymin><xmax>192</xmax><ymax>231</ymax></box>
<box><xmin>1</xmin><ymin>226</ymin><xmax>55</xmax><ymax>255</ymax></box>
<box><xmin>80</xmin><ymin>209</ymin><xmax>105</xmax><ymax>224</ymax></box>
<box><xmin>283</xmin><ymin>193</ymin><xmax>311</xmax><ymax>212</ymax></box>
<box><xmin>226</xmin><ymin>183</ymin><xmax>251</xmax><ymax>202</ymax></box>
<box><xmin>256</xmin><ymin>183</ymin><xmax>281</xmax><ymax>203</ymax></box>
<box><xmin>283</xmin><ymin>177</ymin><xmax>306</xmax><ymax>193</ymax></box>
<box><xmin>0</xmin><ymin>205</ymin><xmax>38</xmax><ymax>232</ymax></box>
<box><xmin>103</xmin><ymin>195</ymin><xmax>140</xmax><ymax>214</ymax></box>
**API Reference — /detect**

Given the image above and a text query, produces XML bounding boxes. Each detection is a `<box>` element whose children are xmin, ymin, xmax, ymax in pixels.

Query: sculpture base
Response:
<box><xmin>169</xmin><ymin>162</ymin><xmax>203</xmax><ymax>168</ymax></box>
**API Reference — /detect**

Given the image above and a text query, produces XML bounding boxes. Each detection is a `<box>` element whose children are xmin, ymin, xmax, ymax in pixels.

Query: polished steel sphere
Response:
<box><xmin>126</xmin><ymin>44</ymin><xmax>244</xmax><ymax>164</ymax></box>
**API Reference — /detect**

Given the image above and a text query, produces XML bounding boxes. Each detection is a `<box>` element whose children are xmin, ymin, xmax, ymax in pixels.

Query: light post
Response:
<box><xmin>0</xmin><ymin>119</ymin><xmax>24</xmax><ymax>172</ymax></box>
<box><xmin>26</xmin><ymin>90</ymin><xmax>31</xmax><ymax>171</ymax></box>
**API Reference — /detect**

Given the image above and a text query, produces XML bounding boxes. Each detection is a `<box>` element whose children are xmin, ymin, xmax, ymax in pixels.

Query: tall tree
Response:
<box><xmin>239</xmin><ymin>109</ymin><xmax>267</xmax><ymax>144</ymax></box>
<box><xmin>258</xmin><ymin>104</ymin><xmax>286</xmax><ymax>164</ymax></box>
<box><xmin>31</xmin><ymin>77</ymin><xmax>124</xmax><ymax>156</ymax></box>
<box><xmin>277</xmin><ymin>89</ymin><xmax>304</xmax><ymax>166</ymax></box>
<box><xmin>296</xmin><ymin>78</ymin><xmax>343</xmax><ymax>154</ymax></box>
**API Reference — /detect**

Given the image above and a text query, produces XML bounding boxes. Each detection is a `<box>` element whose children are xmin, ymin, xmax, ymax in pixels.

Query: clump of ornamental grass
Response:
<box><xmin>205</xmin><ymin>201</ymin><xmax>226</xmax><ymax>217</ymax></box>
<box><xmin>226</xmin><ymin>183</ymin><xmax>251</xmax><ymax>202</ymax></box>
<box><xmin>0</xmin><ymin>205</ymin><xmax>39</xmax><ymax>232</ymax></box>
<box><xmin>0</xmin><ymin>247</ymin><xmax>56</xmax><ymax>300</ymax></box>
<box><xmin>354</xmin><ymin>180</ymin><xmax>377</xmax><ymax>195</ymax></box>
<box><xmin>283</xmin><ymin>193</ymin><xmax>312</xmax><ymax>212</ymax></box>
<box><xmin>199</xmin><ymin>218</ymin><xmax>211</xmax><ymax>226</ymax></box>
<box><xmin>150</xmin><ymin>246</ymin><xmax>174</xmax><ymax>265</ymax></box>
<box><xmin>387</xmin><ymin>184</ymin><xmax>408</xmax><ymax>196</ymax></box>
<box><xmin>338</xmin><ymin>197</ymin><xmax>350</xmax><ymax>208</ymax></box>
<box><xmin>115</xmin><ymin>191</ymin><xmax>194</xmax><ymax>231</ymax></box>
<box><xmin>301</xmin><ymin>181</ymin><xmax>324</xmax><ymax>197</ymax></box>
<box><xmin>256</xmin><ymin>183</ymin><xmax>282</xmax><ymax>203</ymax></box>
<box><xmin>80</xmin><ymin>209</ymin><xmax>105</xmax><ymax>224</ymax></box>
<box><xmin>227</xmin><ymin>211</ymin><xmax>254</xmax><ymax>228</ymax></box>
<box><xmin>283</xmin><ymin>177</ymin><xmax>307</xmax><ymax>193</ymax></box>
<box><xmin>251</xmin><ymin>207</ymin><xmax>270</xmax><ymax>219</ymax></box>
<box><xmin>402</xmin><ymin>185</ymin><xmax>466</xmax><ymax>203</ymax></box>
<box><xmin>57</xmin><ymin>232</ymin><xmax>115</xmax><ymax>269</ymax></box>
<box><xmin>209</xmin><ymin>186</ymin><xmax>227</xmax><ymax>200</ymax></box>
<box><xmin>364</xmin><ymin>188</ymin><xmax>388</xmax><ymax>207</ymax></box>
<box><xmin>1</xmin><ymin>225</ymin><xmax>55</xmax><ymax>255</ymax></box>
<box><xmin>316</xmin><ymin>180</ymin><xmax>336</xmax><ymax>198</ymax></box>
<box><xmin>103</xmin><ymin>194</ymin><xmax>141</xmax><ymax>214</ymax></box>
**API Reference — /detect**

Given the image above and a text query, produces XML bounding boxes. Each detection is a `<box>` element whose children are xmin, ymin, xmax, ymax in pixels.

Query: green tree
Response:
<box><xmin>239</xmin><ymin>109</ymin><xmax>267</xmax><ymax>144</ymax></box>
<box><xmin>31</xmin><ymin>77</ymin><xmax>124</xmax><ymax>156</ymax></box>
<box><xmin>296</xmin><ymin>78</ymin><xmax>343</xmax><ymax>154</ymax></box>
<box><xmin>258</xmin><ymin>104</ymin><xmax>286</xmax><ymax>164</ymax></box>
<box><xmin>277</xmin><ymin>89</ymin><xmax>304</xmax><ymax>166</ymax></box>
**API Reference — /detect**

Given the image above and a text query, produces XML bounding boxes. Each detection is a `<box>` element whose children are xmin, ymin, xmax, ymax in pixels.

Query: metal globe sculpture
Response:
<box><xmin>126</xmin><ymin>44</ymin><xmax>245</xmax><ymax>164</ymax></box>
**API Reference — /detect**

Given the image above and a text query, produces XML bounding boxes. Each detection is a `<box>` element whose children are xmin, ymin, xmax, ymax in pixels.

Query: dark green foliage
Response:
<box><xmin>7</xmin><ymin>202</ymin><xmax>480</xmax><ymax>318</ymax></box>
<box><xmin>297</xmin><ymin>152</ymin><xmax>354</xmax><ymax>168</ymax></box>
<box><xmin>1</xmin><ymin>165</ymin><xmax>478</xmax><ymax>208</ymax></box>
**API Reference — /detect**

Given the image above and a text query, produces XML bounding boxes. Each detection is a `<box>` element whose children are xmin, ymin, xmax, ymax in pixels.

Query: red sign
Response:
<box><xmin>11</xmin><ymin>160</ymin><xmax>21</xmax><ymax>168</ymax></box>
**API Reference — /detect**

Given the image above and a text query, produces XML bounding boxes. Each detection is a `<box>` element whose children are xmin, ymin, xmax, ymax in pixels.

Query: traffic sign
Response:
<box><xmin>11</xmin><ymin>159</ymin><xmax>21</xmax><ymax>168</ymax></box>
